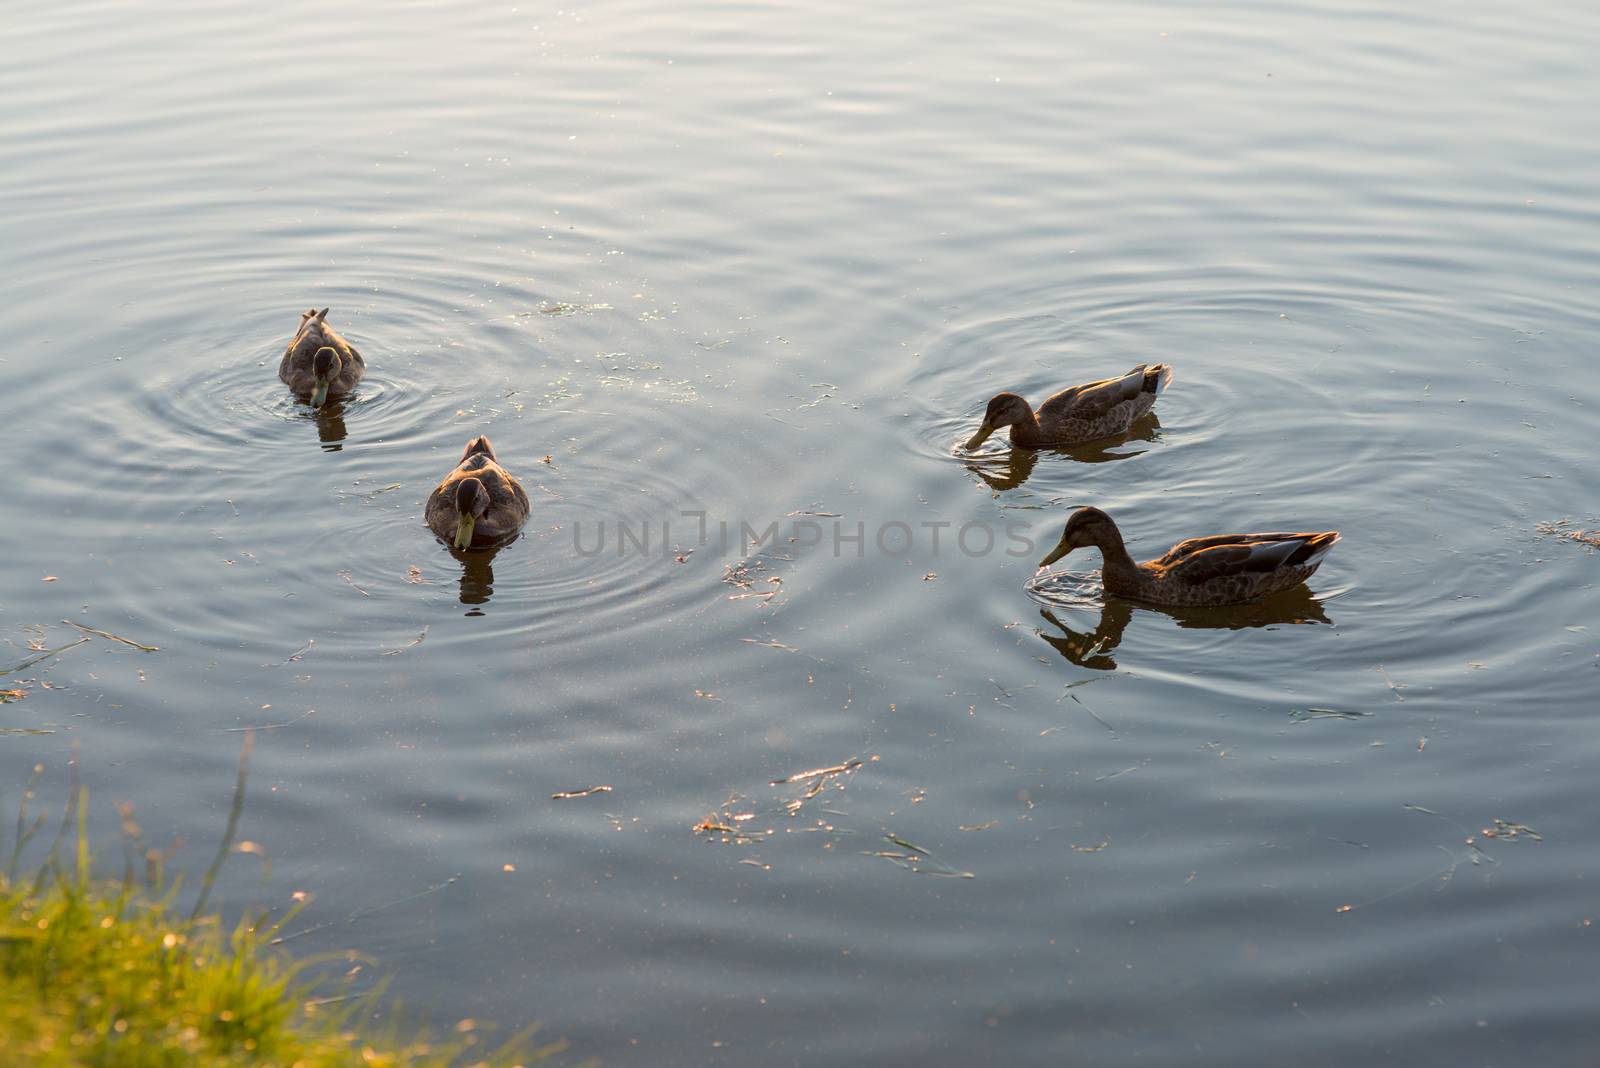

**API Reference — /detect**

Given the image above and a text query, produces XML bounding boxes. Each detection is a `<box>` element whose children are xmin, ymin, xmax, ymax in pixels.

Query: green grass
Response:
<box><xmin>1</xmin><ymin>747</ymin><xmax>561</xmax><ymax>1067</ymax></box>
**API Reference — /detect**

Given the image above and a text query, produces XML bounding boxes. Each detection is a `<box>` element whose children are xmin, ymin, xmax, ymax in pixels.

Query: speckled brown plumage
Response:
<box><xmin>425</xmin><ymin>435</ymin><xmax>531</xmax><ymax>549</ymax></box>
<box><xmin>1038</xmin><ymin>507</ymin><xmax>1339</xmax><ymax>607</ymax></box>
<box><xmin>277</xmin><ymin>308</ymin><xmax>365</xmax><ymax>400</ymax></box>
<box><xmin>966</xmin><ymin>364</ymin><xmax>1173</xmax><ymax>449</ymax></box>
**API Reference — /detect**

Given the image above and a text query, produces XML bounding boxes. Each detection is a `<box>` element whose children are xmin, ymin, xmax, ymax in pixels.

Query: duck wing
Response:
<box><xmin>1156</xmin><ymin>532</ymin><xmax>1340</xmax><ymax>585</ymax></box>
<box><xmin>478</xmin><ymin>461</ymin><xmax>531</xmax><ymax>534</ymax></box>
<box><xmin>1037</xmin><ymin>364</ymin><xmax>1159</xmax><ymax>420</ymax></box>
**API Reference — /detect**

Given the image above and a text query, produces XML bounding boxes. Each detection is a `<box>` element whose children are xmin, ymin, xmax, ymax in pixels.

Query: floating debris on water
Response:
<box><xmin>1536</xmin><ymin>518</ymin><xmax>1600</xmax><ymax>551</ymax></box>
<box><xmin>694</xmin><ymin>802</ymin><xmax>772</xmax><ymax>844</ymax></box>
<box><xmin>337</xmin><ymin>570</ymin><xmax>371</xmax><ymax>597</ymax></box>
<box><xmin>381</xmin><ymin>627</ymin><xmax>429</xmax><ymax>656</ymax></box>
<box><xmin>1375</xmin><ymin>664</ymin><xmax>1408</xmax><ymax>701</ymax></box>
<box><xmin>1482</xmin><ymin>818</ymin><xmax>1542</xmax><ymax>843</ymax></box>
<box><xmin>339</xmin><ymin>482</ymin><xmax>403</xmax><ymax>503</ymax></box>
<box><xmin>771</xmin><ymin>758</ymin><xmax>863</xmax><ymax>786</ymax></box>
<box><xmin>541</xmin><ymin>301</ymin><xmax>612</xmax><ymax>316</ymax></box>
<box><xmin>724</xmin><ymin>558</ymin><xmax>786</xmax><ymax>606</ymax></box>
<box><xmin>552</xmin><ymin>785</ymin><xmax>614</xmax><ymax>800</ymax></box>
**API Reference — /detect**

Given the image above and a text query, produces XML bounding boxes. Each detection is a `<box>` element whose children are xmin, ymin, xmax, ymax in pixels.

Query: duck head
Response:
<box><xmin>452</xmin><ymin>477</ymin><xmax>490</xmax><ymax>549</ymax></box>
<box><xmin>1039</xmin><ymin>507</ymin><xmax>1117</xmax><ymax>569</ymax></box>
<box><xmin>309</xmin><ymin>346</ymin><xmax>341</xmax><ymax>407</ymax></box>
<box><xmin>965</xmin><ymin>392</ymin><xmax>1032</xmax><ymax>449</ymax></box>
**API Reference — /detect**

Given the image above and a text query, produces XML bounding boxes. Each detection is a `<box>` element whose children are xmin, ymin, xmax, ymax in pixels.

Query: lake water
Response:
<box><xmin>4</xmin><ymin>0</ymin><xmax>1598</xmax><ymax>1063</ymax></box>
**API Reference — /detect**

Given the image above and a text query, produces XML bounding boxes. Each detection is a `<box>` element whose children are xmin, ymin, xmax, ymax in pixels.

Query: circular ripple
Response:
<box><xmin>293</xmin><ymin>418</ymin><xmax>724</xmax><ymax>647</ymax></box>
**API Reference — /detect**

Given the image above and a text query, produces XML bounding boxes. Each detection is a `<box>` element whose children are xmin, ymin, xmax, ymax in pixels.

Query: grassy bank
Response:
<box><xmin>1</xmin><ymin>746</ymin><xmax>557</xmax><ymax>1067</ymax></box>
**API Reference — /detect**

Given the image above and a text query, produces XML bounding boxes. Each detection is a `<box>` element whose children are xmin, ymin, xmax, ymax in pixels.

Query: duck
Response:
<box><xmin>278</xmin><ymin>307</ymin><xmax>365</xmax><ymax>407</ymax></box>
<box><xmin>1037</xmin><ymin>507</ymin><xmax>1339</xmax><ymax>607</ymax></box>
<box><xmin>426</xmin><ymin>435</ymin><xmax>531</xmax><ymax>550</ymax></box>
<box><xmin>964</xmin><ymin>364</ymin><xmax>1173</xmax><ymax>449</ymax></box>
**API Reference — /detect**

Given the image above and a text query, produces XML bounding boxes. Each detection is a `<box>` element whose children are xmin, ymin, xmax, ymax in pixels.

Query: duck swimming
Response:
<box><xmin>278</xmin><ymin>307</ymin><xmax>364</xmax><ymax>407</ymax></box>
<box><xmin>1037</xmin><ymin>507</ymin><xmax>1339</xmax><ymax>607</ymax></box>
<box><xmin>426</xmin><ymin>435</ymin><xmax>531</xmax><ymax>550</ymax></box>
<box><xmin>965</xmin><ymin>364</ymin><xmax>1173</xmax><ymax>449</ymax></box>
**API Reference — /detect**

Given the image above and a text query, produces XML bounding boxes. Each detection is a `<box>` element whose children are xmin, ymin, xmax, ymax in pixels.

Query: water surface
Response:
<box><xmin>3</xmin><ymin>0</ymin><xmax>1598</xmax><ymax>1064</ymax></box>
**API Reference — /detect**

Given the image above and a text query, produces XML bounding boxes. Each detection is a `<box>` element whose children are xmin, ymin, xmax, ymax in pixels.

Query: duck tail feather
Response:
<box><xmin>461</xmin><ymin>435</ymin><xmax>497</xmax><ymax>461</ymax></box>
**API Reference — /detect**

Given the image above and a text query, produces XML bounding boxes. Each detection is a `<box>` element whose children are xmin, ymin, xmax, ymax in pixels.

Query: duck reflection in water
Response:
<box><xmin>449</xmin><ymin>544</ymin><xmax>500</xmax><ymax>615</ymax></box>
<box><xmin>311</xmin><ymin>400</ymin><xmax>349</xmax><ymax>452</ymax></box>
<box><xmin>965</xmin><ymin>413</ymin><xmax>1161</xmax><ymax>492</ymax></box>
<box><xmin>1035</xmin><ymin>586</ymin><xmax>1333</xmax><ymax>670</ymax></box>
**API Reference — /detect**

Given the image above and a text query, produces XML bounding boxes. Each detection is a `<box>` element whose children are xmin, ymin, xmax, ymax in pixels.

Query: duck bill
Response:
<box><xmin>1038</xmin><ymin>540</ymin><xmax>1071</xmax><ymax>570</ymax></box>
<box><xmin>309</xmin><ymin>380</ymin><xmax>330</xmax><ymax>408</ymax></box>
<box><xmin>453</xmin><ymin>515</ymin><xmax>477</xmax><ymax>550</ymax></box>
<box><xmin>964</xmin><ymin>421</ymin><xmax>996</xmax><ymax>450</ymax></box>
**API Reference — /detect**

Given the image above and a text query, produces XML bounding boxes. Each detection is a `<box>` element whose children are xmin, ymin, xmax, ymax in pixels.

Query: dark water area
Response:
<box><xmin>3</xmin><ymin>0</ymin><xmax>1598</xmax><ymax>1064</ymax></box>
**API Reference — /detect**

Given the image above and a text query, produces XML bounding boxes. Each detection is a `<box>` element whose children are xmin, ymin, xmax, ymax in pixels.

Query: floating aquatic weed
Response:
<box><xmin>1</xmin><ymin>689</ymin><xmax>26</xmax><ymax>703</ymax></box>
<box><xmin>740</xmin><ymin>637</ymin><xmax>826</xmax><ymax>663</ymax></box>
<box><xmin>1289</xmin><ymin>706</ymin><xmax>1374</xmax><ymax>724</ymax></box>
<box><xmin>699</xmin><ymin>757</ymin><xmax>870</xmax><ymax>845</ymax></box>
<box><xmin>1339</xmin><ymin>803</ymin><xmax>1519</xmax><ymax>913</ymax></box>
<box><xmin>272</xmin><ymin>874</ymin><xmax>464</xmax><ymax>947</ymax></box>
<box><xmin>1056</xmin><ymin>685</ymin><xmax>1116</xmax><ymax>734</ymax></box>
<box><xmin>2</xmin><ymin>637</ymin><xmax>90</xmax><ymax>677</ymax></box>
<box><xmin>223</xmin><ymin>708</ymin><xmax>315</xmax><ymax>733</ymax></box>
<box><xmin>60</xmin><ymin>619</ymin><xmax>160</xmax><ymax>652</ymax></box>
<box><xmin>865</xmin><ymin>834</ymin><xmax>974</xmax><ymax>878</ymax></box>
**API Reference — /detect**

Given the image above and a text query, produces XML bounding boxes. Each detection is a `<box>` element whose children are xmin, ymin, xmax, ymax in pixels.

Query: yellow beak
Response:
<box><xmin>1038</xmin><ymin>540</ymin><xmax>1071</xmax><ymax>569</ymax></box>
<box><xmin>310</xmin><ymin>380</ymin><xmax>330</xmax><ymax>408</ymax></box>
<box><xmin>453</xmin><ymin>515</ymin><xmax>477</xmax><ymax>550</ymax></box>
<box><xmin>964</xmin><ymin>420</ymin><xmax>996</xmax><ymax>450</ymax></box>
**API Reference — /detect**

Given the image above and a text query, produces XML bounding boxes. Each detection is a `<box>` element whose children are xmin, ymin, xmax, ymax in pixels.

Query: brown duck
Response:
<box><xmin>426</xmin><ymin>435</ymin><xmax>531</xmax><ymax>550</ymax></box>
<box><xmin>278</xmin><ymin>307</ymin><xmax>365</xmax><ymax>407</ymax></box>
<box><xmin>965</xmin><ymin>364</ymin><xmax>1173</xmax><ymax>449</ymax></box>
<box><xmin>1037</xmin><ymin>507</ymin><xmax>1339</xmax><ymax>607</ymax></box>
